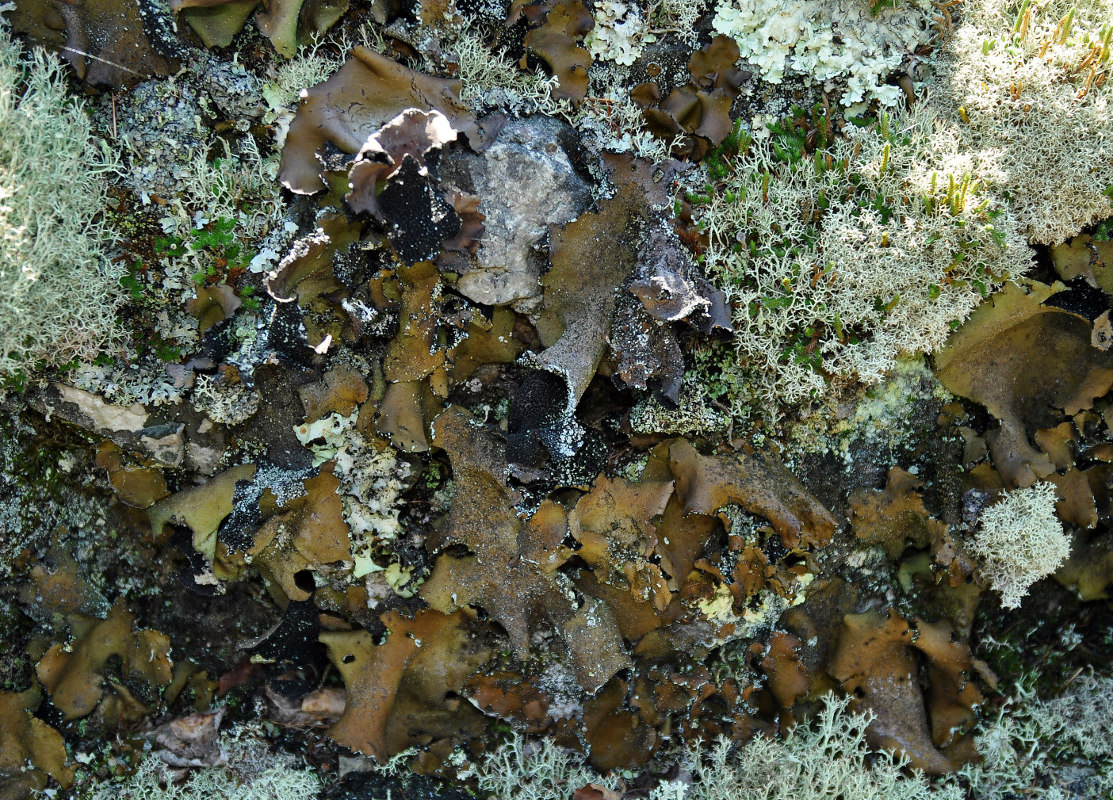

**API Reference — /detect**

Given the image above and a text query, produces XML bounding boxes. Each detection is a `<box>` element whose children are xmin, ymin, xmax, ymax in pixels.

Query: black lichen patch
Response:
<box><xmin>249</xmin><ymin>598</ymin><xmax>326</xmax><ymax>667</ymax></box>
<box><xmin>379</xmin><ymin>156</ymin><xmax>462</xmax><ymax>265</ymax></box>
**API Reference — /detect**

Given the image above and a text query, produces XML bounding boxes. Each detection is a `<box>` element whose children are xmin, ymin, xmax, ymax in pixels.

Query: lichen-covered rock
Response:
<box><xmin>450</xmin><ymin>118</ymin><xmax>592</xmax><ymax>311</ymax></box>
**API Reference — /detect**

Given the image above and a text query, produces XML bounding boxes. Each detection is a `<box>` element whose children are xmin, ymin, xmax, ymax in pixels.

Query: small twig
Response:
<box><xmin>111</xmin><ymin>91</ymin><xmax>117</xmax><ymax>139</ymax></box>
<box><xmin>61</xmin><ymin>46</ymin><xmax>143</xmax><ymax>78</ymax></box>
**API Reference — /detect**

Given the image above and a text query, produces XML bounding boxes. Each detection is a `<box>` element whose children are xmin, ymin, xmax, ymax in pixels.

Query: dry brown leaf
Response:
<box><xmin>667</xmin><ymin>438</ymin><xmax>836</xmax><ymax>550</ymax></box>
<box><xmin>96</xmin><ymin>441</ymin><xmax>169</xmax><ymax>509</ymax></box>
<box><xmin>298</xmin><ymin>365</ymin><xmax>369</xmax><ymax>423</ymax></box>
<box><xmin>376</xmin><ymin>380</ymin><xmax>432</xmax><ymax>453</ymax></box>
<box><xmin>522</xmin><ymin>0</ymin><xmax>593</xmax><ymax>103</ymax></box>
<box><xmin>0</xmin><ymin>688</ymin><xmax>72</xmax><ymax>798</ymax></box>
<box><xmin>147</xmin><ymin>710</ymin><xmax>224</xmax><ymax>767</ymax></box>
<box><xmin>11</xmin><ymin>0</ymin><xmax>176</xmax><ymax>87</ymax></box>
<box><xmin>849</xmin><ymin>467</ymin><xmax>946</xmax><ymax>559</ymax></box>
<box><xmin>934</xmin><ymin>281</ymin><xmax>1113</xmax><ymax>487</ymax></box>
<box><xmin>383</xmin><ymin>261</ymin><xmax>446</xmax><ymax>384</ymax></box>
<box><xmin>422</xmin><ymin>406</ymin><xmax>630</xmax><ymax>691</ymax></box>
<box><xmin>279</xmin><ymin>47</ymin><xmax>481</xmax><ymax>194</ymax></box>
<box><xmin>829</xmin><ymin>609</ymin><xmax>953</xmax><ymax>774</ymax></box>
<box><xmin>911</xmin><ymin>618</ymin><xmax>981</xmax><ymax>755</ymax></box>
<box><xmin>575</xmin><ymin>784</ymin><xmax>623</xmax><ymax>800</ymax></box>
<box><xmin>760</xmin><ymin>631</ymin><xmax>809</xmax><ymax>709</ymax></box>
<box><xmin>36</xmin><ymin>601</ymin><xmax>172</xmax><ymax>721</ymax></box>
<box><xmin>187</xmin><ymin>285</ymin><xmax>242</xmax><ymax>334</ymax></box>
<box><xmin>149</xmin><ymin>463</ymin><xmax>257</xmax><ymax>565</ymax></box>
<box><xmin>319</xmin><ymin>609</ymin><xmax>485</xmax><ymax>760</ymax></box>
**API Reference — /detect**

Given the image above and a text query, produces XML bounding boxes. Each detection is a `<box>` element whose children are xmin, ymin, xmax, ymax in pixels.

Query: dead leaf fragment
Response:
<box><xmin>149</xmin><ymin>463</ymin><xmax>257</xmax><ymax>561</ymax></box>
<box><xmin>299</xmin><ymin>366</ymin><xmax>370</xmax><ymax>422</ymax></box>
<box><xmin>667</xmin><ymin>438</ymin><xmax>836</xmax><ymax>550</ymax></box>
<box><xmin>278</xmin><ymin>47</ymin><xmax>479</xmax><ymax>194</ymax></box>
<box><xmin>96</xmin><ymin>441</ymin><xmax>169</xmax><ymax>509</ymax></box>
<box><xmin>849</xmin><ymin>467</ymin><xmax>946</xmax><ymax>559</ymax></box>
<box><xmin>36</xmin><ymin>601</ymin><xmax>173</xmax><ymax>720</ymax></box>
<box><xmin>760</xmin><ymin>631</ymin><xmax>809</xmax><ymax>709</ymax></box>
<box><xmin>829</xmin><ymin>609</ymin><xmax>953</xmax><ymax>774</ymax></box>
<box><xmin>422</xmin><ymin>406</ymin><xmax>631</xmax><ymax>691</ymax></box>
<box><xmin>11</xmin><ymin>0</ymin><xmax>177</xmax><ymax>87</ymax></box>
<box><xmin>935</xmin><ymin>281</ymin><xmax>1113</xmax><ymax>487</ymax></box>
<box><xmin>187</xmin><ymin>285</ymin><xmax>242</xmax><ymax>334</ymax></box>
<box><xmin>0</xmin><ymin>689</ymin><xmax>72</xmax><ymax>797</ymax></box>
<box><xmin>522</xmin><ymin>0</ymin><xmax>593</xmax><ymax>103</ymax></box>
<box><xmin>320</xmin><ymin>609</ymin><xmax>486</xmax><ymax>760</ymax></box>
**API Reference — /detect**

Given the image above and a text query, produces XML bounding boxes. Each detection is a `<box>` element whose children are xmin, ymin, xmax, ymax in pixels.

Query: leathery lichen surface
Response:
<box><xmin>1</xmin><ymin>0</ymin><xmax>1113</xmax><ymax>798</ymax></box>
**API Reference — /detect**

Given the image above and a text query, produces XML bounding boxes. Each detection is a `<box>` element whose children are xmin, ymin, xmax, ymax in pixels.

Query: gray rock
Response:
<box><xmin>451</xmin><ymin>118</ymin><xmax>592</xmax><ymax>312</ymax></box>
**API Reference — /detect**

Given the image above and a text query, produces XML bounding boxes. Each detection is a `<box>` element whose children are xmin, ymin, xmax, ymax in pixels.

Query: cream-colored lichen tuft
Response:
<box><xmin>449</xmin><ymin>27</ymin><xmax>564</xmax><ymax>116</ymax></box>
<box><xmin>88</xmin><ymin>725</ymin><xmax>321</xmax><ymax>799</ymax></box>
<box><xmin>477</xmin><ymin>694</ymin><xmax>963</xmax><ymax>800</ymax></box>
<box><xmin>937</xmin><ymin>0</ymin><xmax>1113</xmax><ymax>244</ymax></box>
<box><xmin>0</xmin><ymin>17</ymin><xmax>122</xmax><ymax>374</ymax></box>
<box><xmin>586</xmin><ymin>1</ymin><xmax>653</xmax><ymax>66</ymax></box>
<box><xmin>711</xmin><ymin>0</ymin><xmax>936</xmax><ymax>105</ymax></box>
<box><xmin>969</xmin><ymin>481</ymin><xmax>1069</xmax><ymax>609</ymax></box>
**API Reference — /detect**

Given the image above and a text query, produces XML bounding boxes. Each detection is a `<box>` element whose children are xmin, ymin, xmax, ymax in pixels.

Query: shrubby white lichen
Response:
<box><xmin>0</xmin><ymin>17</ymin><xmax>122</xmax><ymax>374</ymax></box>
<box><xmin>687</xmin><ymin>99</ymin><xmax>1029</xmax><ymax>412</ymax></box>
<box><xmin>938</xmin><ymin>0</ymin><xmax>1113</xmax><ymax>244</ymax></box>
<box><xmin>450</xmin><ymin>26</ymin><xmax>565</xmax><ymax>116</ymax></box>
<box><xmin>88</xmin><ymin>725</ymin><xmax>321</xmax><ymax>800</ymax></box>
<box><xmin>478</xmin><ymin>694</ymin><xmax>962</xmax><ymax>800</ymax></box>
<box><xmin>962</xmin><ymin>672</ymin><xmax>1113</xmax><ymax>799</ymax></box>
<box><xmin>476</xmin><ymin>730</ymin><xmax>623</xmax><ymax>800</ymax></box>
<box><xmin>573</xmin><ymin>65</ymin><xmax>679</xmax><ymax>161</ymax></box>
<box><xmin>968</xmin><ymin>481</ymin><xmax>1069</xmax><ymax>609</ymax></box>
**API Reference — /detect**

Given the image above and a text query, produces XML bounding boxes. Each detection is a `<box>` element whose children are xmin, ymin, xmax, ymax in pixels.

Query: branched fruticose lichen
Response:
<box><xmin>968</xmin><ymin>481</ymin><xmax>1069</xmax><ymax>609</ymax></box>
<box><xmin>685</xmin><ymin>99</ymin><xmax>1029</xmax><ymax>415</ymax></box>
<box><xmin>0</xmin><ymin>17</ymin><xmax>122</xmax><ymax>374</ymax></box>
<box><xmin>939</xmin><ymin>0</ymin><xmax>1113</xmax><ymax>245</ymax></box>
